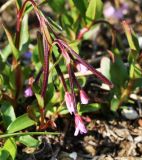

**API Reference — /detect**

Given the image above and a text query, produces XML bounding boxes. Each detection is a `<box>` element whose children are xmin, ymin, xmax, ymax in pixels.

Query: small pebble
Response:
<box><xmin>121</xmin><ymin>107</ymin><xmax>139</xmax><ymax>120</ymax></box>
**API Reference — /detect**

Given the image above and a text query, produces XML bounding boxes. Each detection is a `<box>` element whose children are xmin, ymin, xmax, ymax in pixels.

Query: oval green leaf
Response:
<box><xmin>7</xmin><ymin>114</ymin><xmax>36</xmax><ymax>133</ymax></box>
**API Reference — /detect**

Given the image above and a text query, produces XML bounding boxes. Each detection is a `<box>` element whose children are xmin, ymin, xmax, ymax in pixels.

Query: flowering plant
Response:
<box><xmin>0</xmin><ymin>0</ymin><xmax>141</xmax><ymax>159</ymax></box>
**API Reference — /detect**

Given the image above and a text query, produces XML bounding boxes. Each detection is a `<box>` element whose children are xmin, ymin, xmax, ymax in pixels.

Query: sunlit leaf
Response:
<box><xmin>0</xmin><ymin>45</ymin><xmax>11</xmax><ymax>62</ymax></box>
<box><xmin>19</xmin><ymin>14</ymin><xmax>29</xmax><ymax>52</ymax></box>
<box><xmin>3</xmin><ymin>138</ymin><xmax>17</xmax><ymax>160</ymax></box>
<box><xmin>110</xmin><ymin>97</ymin><xmax>119</xmax><ymax>111</ymax></box>
<box><xmin>47</xmin><ymin>17</ymin><xmax>63</xmax><ymax>32</ymax></box>
<box><xmin>122</xmin><ymin>21</ymin><xmax>139</xmax><ymax>52</ymax></box>
<box><xmin>79</xmin><ymin>103</ymin><xmax>101</xmax><ymax>114</ymax></box>
<box><xmin>3</xmin><ymin>25</ymin><xmax>19</xmax><ymax>60</ymax></box>
<box><xmin>17</xmin><ymin>135</ymin><xmax>40</xmax><ymax>147</ymax></box>
<box><xmin>15</xmin><ymin>0</ymin><xmax>22</xmax><ymax>9</ymax></box>
<box><xmin>100</xmin><ymin>56</ymin><xmax>111</xmax><ymax>80</ymax></box>
<box><xmin>7</xmin><ymin>114</ymin><xmax>36</xmax><ymax>133</ymax></box>
<box><xmin>86</xmin><ymin>0</ymin><xmax>103</xmax><ymax>25</ymax></box>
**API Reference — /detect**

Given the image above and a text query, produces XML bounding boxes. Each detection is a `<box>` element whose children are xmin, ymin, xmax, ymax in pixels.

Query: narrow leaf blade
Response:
<box><xmin>3</xmin><ymin>25</ymin><xmax>19</xmax><ymax>59</ymax></box>
<box><xmin>86</xmin><ymin>0</ymin><xmax>103</xmax><ymax>25</ymax></box>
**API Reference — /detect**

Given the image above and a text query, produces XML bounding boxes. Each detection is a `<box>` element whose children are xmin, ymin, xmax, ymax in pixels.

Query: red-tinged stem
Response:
<box><xmin>67</xmin><ymin>64</ymin><xmax>77</xmax><ymax>114</ymax></box>
<box><xmin>34</xmin><ymin>67</ymin><xmax>43</xmax><ymax>84</ymax></box>
<box><xmin>57</xmin><ymin>40</ymin><xmax>113</xmax><ymax>88</ymax></box>
<box><xmin>14</xmin><ymin>0</ymin><xmax>41</xmax><ymax>99</ymax></box>
<box><xmin>71</xmin><ymin>71</ymin><xmax>81</xmax><ymax>91</ymax></box>
<box><xmin>39</xmin><ymin>108</ymin><xmax>45</xmax><ymax>130</ymax></box>
<box><xmin>52</xmin><ymin>41</ymin><xmax>70</xmax><ymax>64</ymax></box>
<box><xmin>39</xmin><ymin>37</ymin><xmax>49</xmax><ymax>129</ymax></box>
<box><xmin>41</xmin><ymin>38</ymin><xmax>49</xmax><ymax>97</ymax></box>
<box><xmin>16</xmin><ymin>0</ymin><xmax>41</xmax><ymax>32</ymax></box>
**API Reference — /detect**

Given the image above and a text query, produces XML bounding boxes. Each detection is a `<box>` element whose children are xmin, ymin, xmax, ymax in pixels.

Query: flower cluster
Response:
<box><xmin>19</xmin><ymin>0</ymin><xmax>113</xmax><ymax>135</ymax></box>
<box><xmin>52</xmin><ymin>39</ymin><xmax>113</xmax><ymax>136</ymax></box>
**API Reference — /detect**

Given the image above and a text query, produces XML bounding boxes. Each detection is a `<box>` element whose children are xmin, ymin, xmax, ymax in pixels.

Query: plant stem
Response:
<box><xmin>0</xmin><ymin>132</ymin><xmax>60</xmax><ymax>139</ymax></box>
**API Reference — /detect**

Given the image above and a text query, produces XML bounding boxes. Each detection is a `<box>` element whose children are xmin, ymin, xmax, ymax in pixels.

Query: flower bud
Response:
<box><xmin>65</xmin><ymin>92</ymin><xmax>75</xmax><ymax>114</ymax></box>
<box><xmin>80</xmin><ymin>90</ymin><xmax>89</xmax><ymax>104</ymax></box>
<box><xmin>74</xmin><ymin>114</ymin><xmax>87</xmax><ymax>136</ymax></box>
<box><xmin>75</xmin><ymin>61</ymin><xmax>88</xmax><ymax>73</ymax></box>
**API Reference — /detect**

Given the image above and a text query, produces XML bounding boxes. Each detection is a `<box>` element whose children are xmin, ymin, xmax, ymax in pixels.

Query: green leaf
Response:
<box><xmin>0</xmin><ymin>45</ymin><xmax>11</xmax><ymax>62</ymax></box>
<box><xmin>72</xmin><ymin>0</ymin><xmax>88</xmax><ymax>16</ymax></box>
<box><xmin>100</xmin><ymin>56</ymin><xmax>111</xmax><ymax>80</ymax></box>
<box><xmin>86</xmin><ymin>0</ymin><xmax>103</xmax><ymax>25</ymax></box>
<box><xmin>47</xmin><ymin>17</ymin><xmax>63</xmax><ymax>32</ymax></box>
<box><xmin>110</xmin><ymin>57</ymin><xmax>128</xmax><ymax>87</ymax></box>
<box><xmin>129</xmin><ymin>63</ymin><xmax>142</xmax><ymax>79</ymax></box>
<box><xmin>9</xmin><ymin>70</ymin><xmax>16</xmax><ymax>91</ymax></box>
<box><xmin>1</xmin><ymin>102</ymin><xmax>16</xmax><ymax>128</ymax></box>
<box><xmin>3</xmin><ymin>25</ymin><xmax>19</xmax><ymax>60</ymax></box>
<box><xmin>37</xmin><ymin>31</ymin><xmax>44</xmax><ymax>64</ymax></box>
<box><xmin>15</xmin><ymin>0</ymin><xmax>22</xmax><ymax>9</ymax></box>
<box><xmin>0</xmin><ymin>57</ymin><xmax>5</xmax><ymax>72</ymax></box>
<box><xmin>7</xmin><ymin>114</ymin><xmax>36</xmax><ymax>133</ymax></box>
<box><xmin>48</xmin><ymin>0</ymin><xmax>65</xmax><ymax>13</ymax></box>
<box><xmin>19</xmin><ymin>14</ymin><xmax>29</xmax><ymax>53</ymax></box>
<box><xmin>45</xmin><ymin>82</ymin><xmax>55</xmax><ymax>104</ymax></box>
<box><xmin>69</xmin><ymin>40</ymin><xmax>80</xmax><ymax>53</ymax></box>
<box><xmin>57</xmin><ymin>106</ymin><xmax>69</xmax><ymax>115</ymax></box>
<box><xmin>0</xmin><ymin>149</ymin><xmax>9</xmax><ymax>160</ymax></box>
<box><xmin>17</xmin><ymin>135</ymin><xmax>40</xmax><ymax>147</ymax></box>
<box><xmin>122</xmin><ymin>21</ymin><xmax>140</xmax><ymax>53</ymax></box>
<box><xmin>3</xmin><ymin>138</ymin><xmax>17</xmax><ymax>160</ymax></box>
<box><xmin>35</xmin><ymin>93</ymin><xmax>44</xmax><ymax>109</ymax></box>
<box><xmin>111</xmin><ymin>97</ymin><xmax>119</xmax><ymax>111</ymax></box>
<box><xmin>133</xmin><ymin>78</ymin><xmax>142</xmax><ymax>89</ymax></box>
<box><xmin>0</xmin><ymin>74</ymin><xmax>4</xmax><ymax>88</ymax></box>
<box><xmin>79</xmin><ymin>103</ymin><xmax>101</xmax><ymax>114</ymax></box>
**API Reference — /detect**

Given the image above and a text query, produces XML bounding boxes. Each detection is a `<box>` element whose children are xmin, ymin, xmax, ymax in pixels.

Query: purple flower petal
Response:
<box><xmin>80</xmin><ymin>90</ymin><xmax>89</xmax><ymax>104</ymax></box>
<box><xmin>74</xmin><ymin>114</ymin><xmax>87</xmax><ymax>136</ymax></box>
<box><xmin>75</xmin><ymin>61</ymin><xmax>88</xmax><ymax>73</ymax></box>
<box><xmin>24</xmin><ymin>87</ymin><xmax>33</xmax><ymax>97</ymax></box>
<box><xmin>65</xmin><ymin>92</ymin><xmax>75</xmax><ymax>114</ymax></box>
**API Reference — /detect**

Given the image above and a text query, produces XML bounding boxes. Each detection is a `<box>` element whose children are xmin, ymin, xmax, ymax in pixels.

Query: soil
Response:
<box><xmin>16</xmin><ymin>115</ymin><xmax>142</xmax><ymax>159</ymax></box>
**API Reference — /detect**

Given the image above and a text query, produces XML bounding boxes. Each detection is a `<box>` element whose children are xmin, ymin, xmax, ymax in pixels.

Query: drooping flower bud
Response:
<box><xmin>80</xmin><ymin>90</ymin><xmax>89</xmax><ymax>104</ymax></box>
<box><xmin>65</xmin><ymin>92</ymin><xmax>75</xmax><ymax>114</ymax></box>
<box><xmin>75</xmin><ymin>61</ymin><xmax>88</xmax><ymax>73</ymax></box>
<box><xmin>24</xmin><ymin>87</ymin><xmax>33</xmax><ymax>97</ymax></box>
<box><xmin>74</xmin><ymin>114</ymin><xmax>87</xmax><ymax>136</ymax></box>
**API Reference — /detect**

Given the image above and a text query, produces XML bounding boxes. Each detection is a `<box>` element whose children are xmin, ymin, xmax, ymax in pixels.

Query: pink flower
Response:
<box><xmin>24</xmin><ymin>87</ymin><xmax>33</xmax><ymax>97</ymax></box>
<box><xmin>75</xmin><ymin>61</ymin><xmax>88</xmax><ymax>73</ymax></box>
<box><xmin>103</xmin><ymin>2</ymin><xmax>128</xmax><ymax>20</ymax></box>
<box><xmin>65</xmin><ymin>92</ymin><xmax>75</xmax><ymax>114</ymax></box>
<box><xmin>74</xmin><ymin>114</ymin><xmax>87</xmax><ymax>136</ymax></box>
<box><xmin>80</xmin><ymin>90</ymin><xmax>89</xmax><ymax>104</ymax></box>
